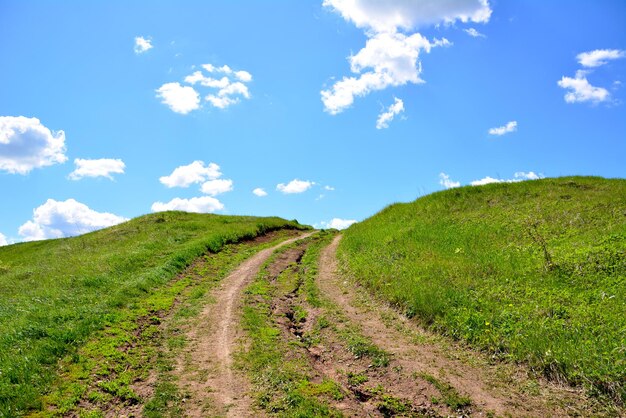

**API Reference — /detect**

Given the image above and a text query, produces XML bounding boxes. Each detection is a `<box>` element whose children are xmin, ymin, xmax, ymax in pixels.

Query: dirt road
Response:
<box><xmin>174</xmin><ymin>232</ymin><xmax>312</xmax><ymax>417</ymax></box>
<box><xmin>317</xmin><ymin>235</ymin><xmax>596</xmax><ymax>417</ymax></box>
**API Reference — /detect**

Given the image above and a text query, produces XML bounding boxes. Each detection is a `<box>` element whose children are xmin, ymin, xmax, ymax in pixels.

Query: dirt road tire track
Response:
<box><xmin>175</xmin><ymin>231</ymin><xmax>312</xmax><ymax>417</ymax></box>
<box><xmin>318</xmin><ymin>235</ymin><xmax>595</xmax><ymax>417</ymax></box>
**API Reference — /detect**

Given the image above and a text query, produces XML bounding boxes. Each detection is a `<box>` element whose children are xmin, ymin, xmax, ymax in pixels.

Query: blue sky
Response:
<box><xmin>1</xmin><ymin>0</ymin><xmax>625</xmax><ymax>244</ymax></box>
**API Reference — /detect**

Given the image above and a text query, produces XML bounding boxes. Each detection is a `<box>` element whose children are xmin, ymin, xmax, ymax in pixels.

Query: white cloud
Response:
<box><xmin>0</xmin><ymin>232</ymin><xmax>7</xmax><ymax>246</ymax></box>
<box><xmin>156</xmin><ymin>82</ymin><xmax>200</xmax><ymax>114</ymax></box>
<box><xmin>0</xmin><ymin>116</ymin><xmax>67</xmax><ymax>174</ymax></box>
<box><xmin>151</xmin><ymin>196</ymin><xmax>224</xmax><ymax>213</ymax></box>
<box><xmin>159</xmin><ymin>161</ymin><xmax>222</xmax><ymax>188</ymax></box>
<box><xmin>184</xmin><ymin>72</ymin><xmax>231</xmax><ymax>88</ymax></box>
<box><xmin>470</xmin><ymin>171</ymin><xmax>543</xmax><ymax>186</ymax></box>
<box><xmin>470</xmin><ymin>176</ymin><xmax>501</xmax><ymax>186</ymax></box>
<box><xmin>68</xmin><ymin>158</ymin><xmax>125</xmax><ymax>180</ymax></box>
<box><xmin>134</xmin><ymin>36</ymin><xmax>153</xmax><ymax>54</ymax></box>
<box><xmin>439</xmin><ymin>172</ymin><xmax>460</xmax><ymax>189</ymax></box>
<box><xmin>276</xmin><ymin>179</ymin><xmax>314</xmax><ymax>194</ymax></box>
<box><xmin>321</xmin><ymin>32</ymin><xmax>450</xmax><ymax>114</ymax></box>
<box><xmin>464</xmin><ymin>28</ymin><xmax>486</xmax><ymax>38</ymax></box>
<box><xmin>321</xmin><ymin>0</ymin><xmax>485</xmax><ymax>116</ymax></box>
<box><xmin>514</xmin><ymin>171</ymin><xmax>541</xmax><ymax>180</ymax></box>
<box><xmin>205</xmin><ymin>95</ymin><xmax>240</xmax><ymax>109</ymax></box>
<box><xmin>235</xmin><ymin>70</ymin><xmax>253</xmax><ymax>82</ymax></box>
<box><xmin>324</xmin><ymin>185</ymin><xmax>335</xmax><ymax>191</ymax></box>
<box><xmin>319</xmin><ymin>218</ymin><xmax>357</xmax><ymax>230</ymax></box>
<box><xmin>178</xmin><ymin>63</ymin><xmax>253</xmax><ymax>110</ymax></box>
<box><xmin>376</xmin><ymin>97</ymin><xmax>404</xmax><ymax>129</ymax></box>
<box><xmin>200</xmin><ymin>178</ymin><xmax>233</xmax><ymax>196</ymax></box>
<box><xmin>18</xmin><ymin>199</ymin><xmax>128</xmax><ymax>241</ymax></box>
<box><xmin>558</xmin><ymin>71</ymin><xmax>610</xmax><ymax>104</ymax></box>
<box><xmin>488</xmin><ymin>120</ymin><xmax>517</xmax><ymax>136</ymax></box>
<box><xmin>253</xmin><ymin>188</ymin><xmax>268</xmax><ymax>197</ymax></box>
<box><xmin>322</xmin><ymin>0</ymin><xmax>491</xmax><ymax>33</ymax></box>
<box><xmin>577</xmin><ymin>49</ymin><xmax>625</xmax><ymax>68</ymax></box>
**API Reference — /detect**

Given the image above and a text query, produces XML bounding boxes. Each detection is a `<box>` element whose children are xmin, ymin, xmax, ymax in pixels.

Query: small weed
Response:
<box><xmin>347</xmin><ymin>371</ymin><xmax>369</xmax><ymax>386</ymax></box>
<box><xmin>377</xmin><ymin>394</ymin><xmax>412</xmax><ymax>416</ymax></box>
<box><xmin>419</xmin><ymin>373</ymin><xmax>471</xmax><ymax>411</ymax></box>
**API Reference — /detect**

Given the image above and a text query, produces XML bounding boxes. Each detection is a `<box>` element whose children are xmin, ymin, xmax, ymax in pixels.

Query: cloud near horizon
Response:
<box><xmin>151</xmin><ymin>196</ymin><xmax>224</xmax><ymax>213</ymax></box>
<box><xmin>439</xmin><ymin>172</ymin><xmax>460</xmax><ymax>189</ymax></box>
<box><xmin>18</xmin><ymin>198</ymin><xmax>128</xmax><ymax>241</ymax></box>
<box><xmin>0</xmin><ymin>116</ymin><xmax>67</xmax><ymax>174</ymax></box>
<box><xmin>470</xmin><ymin>171</ymin><xmax>543</xmax><ymax>186</ymax></box>
<box><xmin>318</xmin><ymin>218</ymin><xmax>357</xmax><ymax>230</ymax></box>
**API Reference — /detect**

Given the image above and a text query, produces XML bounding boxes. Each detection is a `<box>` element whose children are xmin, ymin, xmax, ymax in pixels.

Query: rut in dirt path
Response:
<box><xmin>318</xmin><ymin>235</ymin><xmax>596</xmax><ymax>418</ymax></box>
<box><xmin>175</xmin><ymin>232</ymin><xmax>312</xmax><ymax>417</ymax></box>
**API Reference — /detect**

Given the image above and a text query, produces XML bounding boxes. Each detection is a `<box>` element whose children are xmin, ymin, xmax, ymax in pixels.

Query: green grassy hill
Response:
<box><xmin>0</xmin><ymin>212</ymin><xmax>306</xmax><ymax>416</ymax></box>
<box><xmin>339</xmin><ymin>176</ymin><xmax>626</xmax><ymax>405</ymax></box>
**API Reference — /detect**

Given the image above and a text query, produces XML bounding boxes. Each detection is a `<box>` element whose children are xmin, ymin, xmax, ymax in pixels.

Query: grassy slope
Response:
<box><xmin>0</xmin><ymin>211</ymin><xmax>305</xmax><ymax>416</ymax></box>
<box><xmin>339</xmin><ymin>176</ymin><xmax>626</xmax><ymax>404</ymax></box>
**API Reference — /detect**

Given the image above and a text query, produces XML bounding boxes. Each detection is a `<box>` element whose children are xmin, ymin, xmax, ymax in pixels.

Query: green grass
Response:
<box><xmin>239</xmin><ymin>232</ymin><xmax>344</xmax><ymax>417</ymax></box>
<box><xmin>339</xmin><ymin>176</ymin><xmax>626</xmax><ymax>405</ymax></box>
<box><xmin>0</xmin><ymin>211</ymin><xmax>306</xmax><ymax>417</ymax></box>
<box><xmin>417</xmin><ymin>373</ymin><xmax>471</xmax><ymax>411</ymax></box>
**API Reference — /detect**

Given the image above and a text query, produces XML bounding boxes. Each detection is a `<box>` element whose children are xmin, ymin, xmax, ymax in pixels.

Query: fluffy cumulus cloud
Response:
<box><xmin>157</xmin><ymin>63</ymin><xmax>253</xmax><ymax>113</ymax></box>
<box><xmin>470</xmin><ymin>171</ymin><xmax>543</xmax><ymax>186</ymax></box>
<box><xmin>151</xmin><ymin>196</ymin><xmax>224</xmax><ymax>213</ymax></box>
<box><xmin>322</xmin><ymin>0</ymin><xmax>491</xmax><ymax>32</ymax></box>
<box><xmin>68</xmin><ymin>158</ymin><xmax>125</xmax><ymax>180</ymax></box>
<box><xmin>322</xmin><ymin>0</ymin><xmax>490</xmax><ymax>116</ymax></box>
<box><xmin>159</xmin><ymin>161</ymin><xmax>222</xmax><ymax>188</ymax></box>
<box><xmin>577</xmin><ymin>49</ymin><xmax>625</xmax><ymax>68</ymax></box>
<box><xmin>321</xmin><ymin>32</ymin><xmax>450</xmax><ymax>114</ymax></box>
<box><xmin>318</xmin><ymin>218</ymin><xmax>357</xmax><ymax>230</ymax></box>
<box><xmin>253</xmin><ymin>188</ymin><xmax>268</xmax><ymax>197</ymax></box>
<box><xmin>376</xmin><ymin>97</ymin><xmax>404</xmax><ymax>129</ymax></box>
<box><xmin>439</xmin><ymin>172</ymin><xmax>460</xmax><ymax>189</ymax></box>
<box><xmin>558</xmin><ymin>49</ymin><xmax>624</xmax><ymax>105</ymax></box>
<box><xmin>134</xmin><ymin>36</ymin><xmax>153</xmax><ymax>54</ymax></box>
<box><xmin>155</xmin><ymin>82</ymin><xmax>200</xmax><ymax>114</ymax></box>
<box><xmin>155</xmin><ymin>161</ymin><xmax>231</xmax><ymax>213</ymax></box>
<box><xmin>200</xmin><ymin>178</ymin><xmax>233</xmax><ymax>196</ymax></box>
<box><xmin>187</xmin><ymin>64</ymin><xmax>253</xmax><ymax>109</ymax></box>
<box><xmin>488</xmin><ymin>120</ymin><xmax>517</xmax><ymax>136</ymax></box>
<box><xmin>0</xmin><ymin>116</ymin><xmax>67</xmax><ymax>174</ymax></box>
<box><xmin>18</xmin><ymin>199</ymin><xmax>128</xmax><ymax>241</ymax></box>
<box><xmin>558</xmin><ymin>71</ymin><xmax>610</xmax><ymax>104</ymax></box>
<box><xmin>0</xmin><ymin>232</ymin><xmax>7</xmax><ymax>246</ymax></box>
<box><xmin>276</xmin><ymin>179</ymin><xmax>314</xmax><ymax>194</ymax></box>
